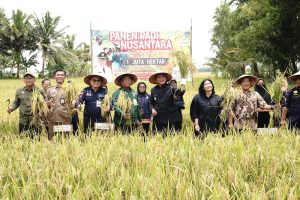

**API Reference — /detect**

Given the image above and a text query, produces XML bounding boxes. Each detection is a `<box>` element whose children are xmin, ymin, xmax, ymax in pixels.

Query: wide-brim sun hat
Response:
<box><xmin>149</xmin><ymin>71</ymin><xmax>172</xmax><ymax>84</ymax></box>
<box><xmin>114</xmin><ymin>73</ymin><xmax>138</xmax><ymax>86</ymax></box>
<box><xmin>232</xmin><ymin>74</ymin><xmax>258</xmax><ymax>88</ymax></box>
<box><xmin>84</xmin><ymin>74</ymin><xmax>107</xmax><ymax>87</ymax></box>
<box><xmin>288</xmin><ymin>71</ymin><xmax>300</xmax><ymax>81</ymax></box>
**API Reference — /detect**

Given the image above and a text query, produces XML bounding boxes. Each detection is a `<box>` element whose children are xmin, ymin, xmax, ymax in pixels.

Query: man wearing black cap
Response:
<box><xmin>7</xmin><ymin>72</ymin><xmax>44</xmax><ymax>135</ymax></box>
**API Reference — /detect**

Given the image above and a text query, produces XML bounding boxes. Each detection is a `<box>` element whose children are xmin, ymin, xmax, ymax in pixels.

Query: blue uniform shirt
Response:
<box><xmin>284</xmin><ymin>86</ymin><xmax>300</xmax><ymax>126</ymax></box>
<box><xmin>79</xmin><ymin>87</ymin><xmax>108</xmax><ymax>117</ymax></box>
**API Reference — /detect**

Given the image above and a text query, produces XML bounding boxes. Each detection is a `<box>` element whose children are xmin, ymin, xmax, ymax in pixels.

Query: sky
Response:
<box><xmin>1</xmin><ymin>0</ymin><xmax>221</xmax><ymax>67</ymax></box>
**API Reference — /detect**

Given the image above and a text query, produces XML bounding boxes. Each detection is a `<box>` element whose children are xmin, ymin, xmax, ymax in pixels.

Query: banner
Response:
<box><xmin>91</xmin><ymin>30</ymin><xmax>191</xmax><ymax>81</ymax></box>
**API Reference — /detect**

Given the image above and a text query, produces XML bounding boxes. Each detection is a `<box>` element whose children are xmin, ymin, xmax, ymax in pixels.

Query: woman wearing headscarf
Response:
<box><xmin>137</xmin><ymin>82</ymin><xmax>152</xmax><ymax>134</ymax></box>
<box><xmin>149</xmin><ymin>71</ymin><xmax>185</xmax><ymax>134</ymax></box>
<box><xmin>192</xmin><ymin>79</ymin><xmax>223</xmax><ymax>136</ymax></box>
<box><xmin>254</xmin><ymin>78</ymin><xmax>272</xmax><ymax>128</ymax></box>
<box><xmin>169</xmin><ymin>79</ymin><xmax>185</xmax><ymax>131</ymax></box>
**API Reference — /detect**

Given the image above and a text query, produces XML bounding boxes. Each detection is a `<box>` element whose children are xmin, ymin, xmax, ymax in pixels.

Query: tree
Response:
<box><xmin>0</xmin><ymin>9</ymin><xmax>37</xmax><ymax>78</ymax></box>
<box><xmin>34</xmin><ymin>11</ymin><xmax>69</xmax><ymax>77</ymax></box>
<box><xmin>211</xmin><ymin>0</ymin><xmax>300</xmax><ymax>78</ymax></box>
<box><xmin>61</xmin><ymin>34</ymin><xmax>91</xmax><ymax>76</ymax></box>
<box><xmin>0</xmin><ymin>8</ymin><xmax>9</xmax><ymax>55</ymax></box>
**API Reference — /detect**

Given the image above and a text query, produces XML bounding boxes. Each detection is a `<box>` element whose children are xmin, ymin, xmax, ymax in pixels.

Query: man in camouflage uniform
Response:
<box><xmin>7</xmin><ymin>72</ymin><xmax>44</xmax><ymax>135</ymax></box>
<box><xmin>281</xmin><ymin>71</ymin><xmax>300</xmax><ymax>130</ymax></box>
<box><xmin>229</xmin><ymin>75</ymin><xmax>274</xmax><ymax>130</ymax></box>
<box><xmin>46</xmin><ymin>69</ymin><xmax>74</xmax><ymax>140</ymax></box>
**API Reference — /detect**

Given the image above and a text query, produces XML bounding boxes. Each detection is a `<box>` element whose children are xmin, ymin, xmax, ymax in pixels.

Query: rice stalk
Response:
<box><xmin>63</xmin><ymin>80</ymin><xmax>78</xmax><ymax>115</ymax></box>
<box><xmin>271</xmin><ymin>74</ymin><xmax>288</xmax><ymax>120</ymax></box>
<box><xmin>101</xmin><ymin>95</ymin><xmax>111</xmax><ymax>122</ymax></box>
<box><xmin>116</xmin><ymin>91</ymin><xmax>132</xmax><ymax>125</ymax></box>
<box><xmin>220</xmin><ymin>82</ymin><xmax>241</xmax><ymax>123</ymax></box>
<box><xmin>173</xmin><ymin>51</ymin><xmax>195</xmax><ymax>79</ymax></box>
<box><xmin>31</xmin><ymin>89</ymin><xmax>48</xmax><ymax>128</ymax></box>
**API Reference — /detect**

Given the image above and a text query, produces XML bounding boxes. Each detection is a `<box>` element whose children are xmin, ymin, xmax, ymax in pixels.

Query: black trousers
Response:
<box><xmin>142</xmin><ymin>123</ymin><xmax>150</xmax><ymax>134</ymax></box>
<box><xmin>257</xmin><ymin>112</ymin><xmax>270</xmax><ymax>128</ymax></box>
<box><xmin>152</xmin><ymin>121</ymin><xmax>182</xmax><ymax>134</ymax></box>
<box><xmin>72</xmin><ymin>113</ymin><xmax>79</xmax><ymax>135</ymax></box>
<box><xmin>19</xmin><ymin>123</ymin><xmax>40</xmax><ymax>138</ymax></box>
<box><xmin>83</xmin><ymin>114</ymin><xmax>104</xmax><ymax>134</ymax></box>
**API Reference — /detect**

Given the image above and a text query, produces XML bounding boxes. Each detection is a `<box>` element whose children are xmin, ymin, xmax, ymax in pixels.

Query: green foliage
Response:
<box><xmin>210</xmin><ymin>0</ymin><xmax>300</xmax><ymax>78</ymax></box>
<box><xmin>0</xmin><ymin>8</ymin><xmax>91</xmax><ymax>79</ymax></box>
<box><xmin>0</xmin><ymin>9</ymin><xmax>37</xmax><ymax>78</ymax></box>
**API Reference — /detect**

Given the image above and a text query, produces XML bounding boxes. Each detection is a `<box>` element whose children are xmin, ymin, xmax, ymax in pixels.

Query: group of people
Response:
<box><xmin>7</xmin><ymin>70</ymin><xmax>185</xmax><ymax>139</ymax></box>
<box><xmin>190</xmin><ymin>73</ymin><xmax>300</xmax><ymax>134</ymax></box>
<box><xmin>7</xmin><ymin>69</ymin><xmax>300</xmax><ymax>140</ymax></box>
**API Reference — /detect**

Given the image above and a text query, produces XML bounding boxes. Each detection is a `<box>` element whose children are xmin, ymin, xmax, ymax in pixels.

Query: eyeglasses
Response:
<box><xmin>91</xmin><ymin>79</ymin><xmax>101</xmax><ymax>82</ymax></box>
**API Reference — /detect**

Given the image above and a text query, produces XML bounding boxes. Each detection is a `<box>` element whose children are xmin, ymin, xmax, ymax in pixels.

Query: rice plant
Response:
<box><xmin>101</xmin><ymin>95</ymin><xmax>111</xmax><ymax>122</ymax></box>
<box><xmin>220</xmin><ymin>82</ymin><xmax>240</xmax><ymax>123</ymax></box>
<box><xmin>270</xmin><ymin>74</ymin><xmax>288</xmax><ymax>127</ymax></box>
<box><xmin>173</xmin><ymin>50</ymin><xmax>195</xmax><ymax>79</ymax></box>
<box><xmin>116</xmin><ymin>91</ymin><xmax>132</xmax><ymax>125</ymax></box>
<box><xmin>31</xmin><ymin>89</ymin><xmax>48</xmax><ymax>128</ymax></box>
<box><xmin>0</xmin><ymin>76</ymin><xmax>299</xmax><ymax>199</ymax></box>
<box><xmin>63</xmin><ymin>80</ymin><xmax>79</xmax><ymax>115</ymax></box>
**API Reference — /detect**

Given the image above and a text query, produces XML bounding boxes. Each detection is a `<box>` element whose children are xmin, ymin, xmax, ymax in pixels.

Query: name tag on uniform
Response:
<box><xmin>60</xmin><ymin>98</ymin><xmax>65</xmax><ymax>104</ymax></box>
<box><xmin>96</xmin><ymin>100</ymin><xmax>101</xmax><ymax>107</ymax></box>
<box><xmin>53</xmin><ymin>125</ymin><xmax>73</xmax><ymax>132</ymax></box>
<box><xmin>141</xmin><ymin>119</ymin><xmax>151</xmax><ymax>124</ymax></box>
<box><xmin>94</xmin><ymin>123</ymin><xmax>114</xmax><ymax>130</ymax></box>
<box><xmin>133</xmin><ymin>99</ymin><xmax>138</xmax><ymax>106</ymax></box>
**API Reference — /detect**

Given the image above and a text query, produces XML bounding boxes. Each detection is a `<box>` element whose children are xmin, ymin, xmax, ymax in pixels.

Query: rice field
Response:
<box><xmin>0</xmin><ymin>73</ymin><xmax>299</xmax><ymax>199</ymax></box>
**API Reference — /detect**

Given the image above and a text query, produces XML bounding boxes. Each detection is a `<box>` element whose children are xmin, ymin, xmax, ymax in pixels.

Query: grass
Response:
<box><xmin>0</xmin><ymin>73</ymin><xmax>299</xmax><ymax>199</ymax></box>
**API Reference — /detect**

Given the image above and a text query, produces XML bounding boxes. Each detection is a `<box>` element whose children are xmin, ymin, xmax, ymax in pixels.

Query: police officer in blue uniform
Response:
<box><xmin>79</xmin><ymin>74</ymin><xmax>110</xmax><ymax>134</ymax></box>
<box><xmin>281</xmin><ymin>71</ymin><xmax>300</xmax><ymax>130</ymax></box>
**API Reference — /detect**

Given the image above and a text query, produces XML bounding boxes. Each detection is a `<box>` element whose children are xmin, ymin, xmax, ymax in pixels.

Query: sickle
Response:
<box><xmin>5</xmin><ymin>99</ymin><xmax>10</xmax><ymax>109</ymax></box>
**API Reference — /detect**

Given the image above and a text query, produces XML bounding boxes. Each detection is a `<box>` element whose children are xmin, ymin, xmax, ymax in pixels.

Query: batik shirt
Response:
<box><xmin>231</xmin><ymin>91</ymin><xmax>268</xmax><ymax>129</ymax></box>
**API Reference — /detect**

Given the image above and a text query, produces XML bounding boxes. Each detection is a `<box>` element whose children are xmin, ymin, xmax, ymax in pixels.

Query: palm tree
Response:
<box><xmin>62</xmin><ymin>34</ymin><xmax>75</xmax><ymax>50</ymax></box>
<box><xmin>0</xmin><ymin>9</ymin><xmax>36</xmax><ymax>78</ymax></box>
<box><xmin>34</xmin><ymin>11</ymin><xmax>70</xmax><ymax>76</ymax></box>
<box><xmin>61</xmin><ymin>34</ymin><xmax>90</xmax><ymax>76</ymax></box>
<box><xmin>0</xmin><ymin>8</ymin><xmax>8</xmax><ymax>54</ymax></box>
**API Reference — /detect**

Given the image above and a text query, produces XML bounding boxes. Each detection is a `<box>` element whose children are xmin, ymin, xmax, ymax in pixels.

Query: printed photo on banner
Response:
<box><xmin>91</xmin><ymin>30</ymin><xmax>191</xmax><ymax>81</ymax></box>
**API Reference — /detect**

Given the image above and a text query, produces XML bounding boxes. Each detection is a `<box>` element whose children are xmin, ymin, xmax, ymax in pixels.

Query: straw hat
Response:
<box><xmin>149</xmin><ymin>71</ymin><xmax>172</xmax><ymax>84</ymax></box>
<box><xmin>288</xmin><ymin>71</ymin><xmax>300</xmax><ymax>81</ymax></box>
<box><xmin>84</xmin><ymin>74</ymin><xmax>107</xmax><ymax>87</ymax></box>
<box><xmin>114</xmin><ymin>73</ymin><xmax>137</xmax><ymax>86</ymax></box>
<box><xmin>232</xmin><ymin>74</ymin><xmax>258</xmax><ymax>87</ymax></box>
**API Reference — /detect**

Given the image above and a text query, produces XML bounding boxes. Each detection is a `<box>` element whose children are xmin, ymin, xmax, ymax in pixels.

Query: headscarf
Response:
<box><xmin>137</xmin><ymin>82</ymin><xmax>147</xmax><ymax>95</ymax></box>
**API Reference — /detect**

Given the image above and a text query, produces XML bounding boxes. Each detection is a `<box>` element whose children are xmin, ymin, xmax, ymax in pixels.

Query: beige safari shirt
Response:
<box><xmin>46</xmin><ymin>85</ymin><xmax>70</xmax><ymax>123</ymax></box>
<box><xmin>231</xmin><ymin>90</ymin><xmax>268</xmax><ymax>129</ymax></box>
